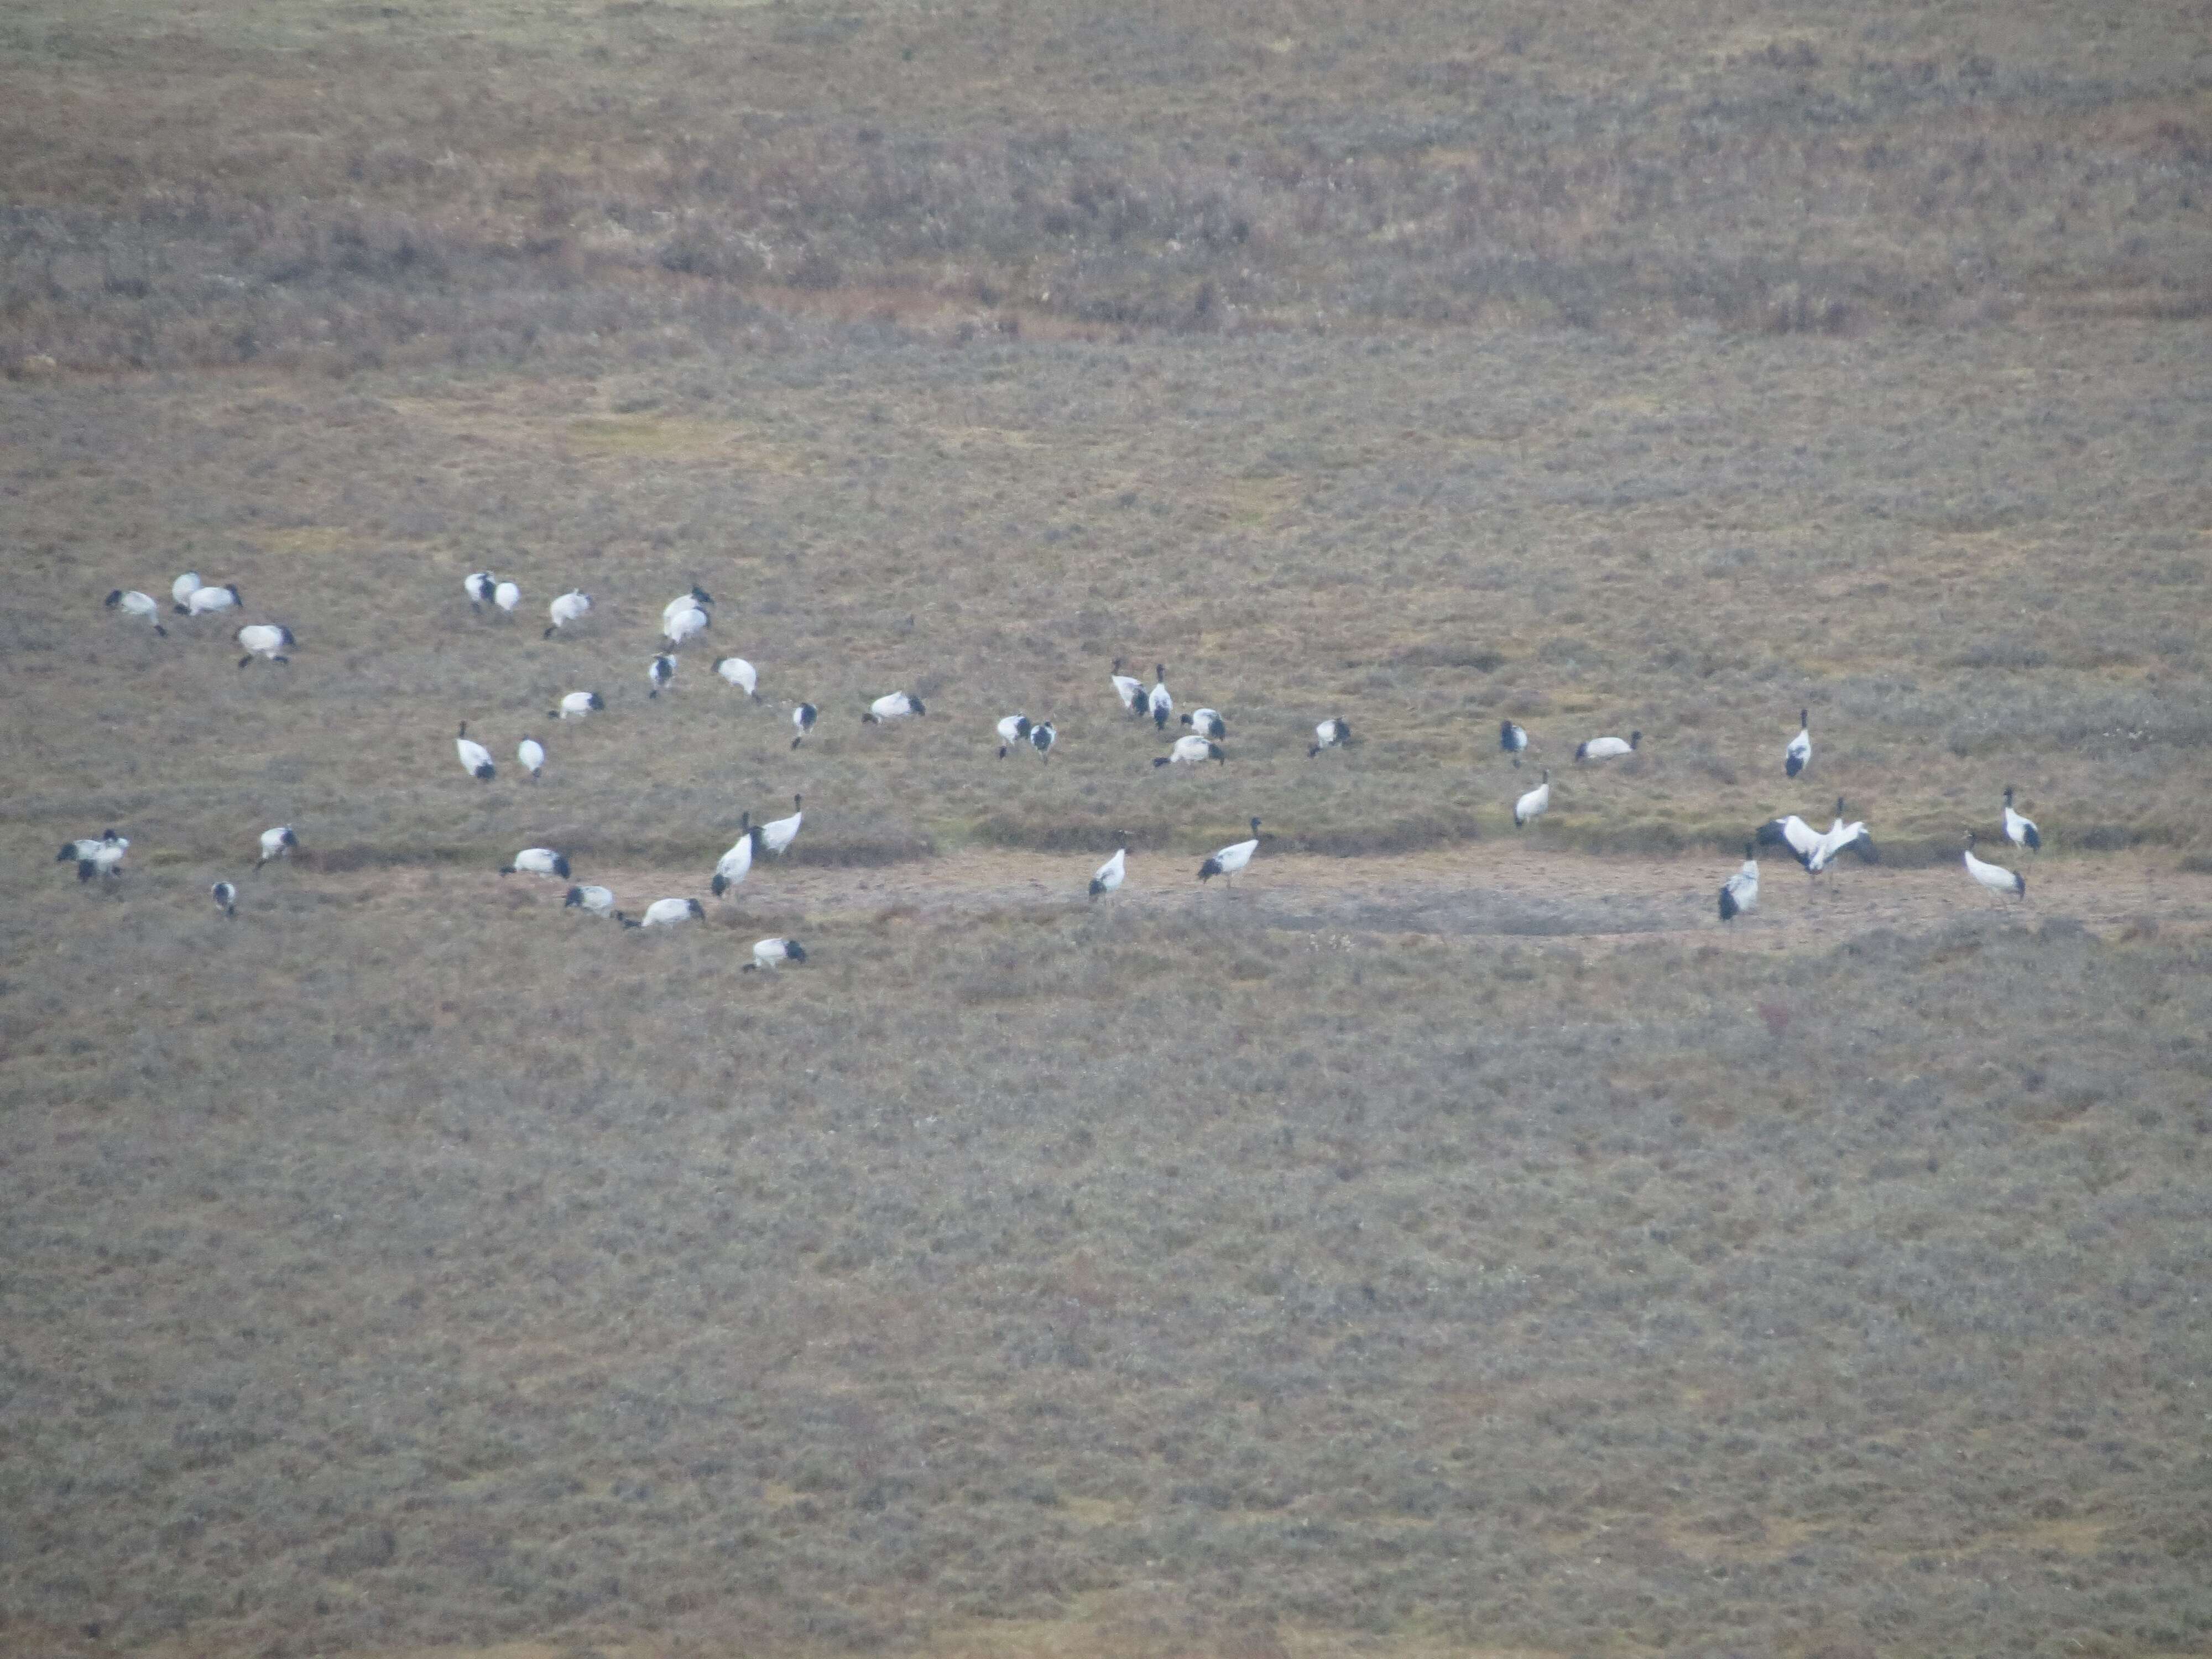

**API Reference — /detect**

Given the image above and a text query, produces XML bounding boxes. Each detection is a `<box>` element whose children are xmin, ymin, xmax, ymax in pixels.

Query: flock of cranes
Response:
<box><xmin>69</xmin><ymin>562</ymin><xmax>2047</xmax><ymax>950</ymax></box>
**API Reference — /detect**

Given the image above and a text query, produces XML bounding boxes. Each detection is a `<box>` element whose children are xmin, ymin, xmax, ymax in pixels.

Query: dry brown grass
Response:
<box><xmin>7</xmin><ymin>2</ymin><xmax>2212</xmax><ymax>1656</ymax></box>
<box><xmin>4</xmin><ymin>0</ymin><xmax>2211</xmax><ymax>374</ymax></box>
<box><xmin>3</xmin><ymin>878</ymin><xmax>2211</xmax><ymax>1658</ymax></box>
<box><xmin>5</xmin><ymin>316</ymin><xmax>2209</xmax><ymax>870</ymax></box>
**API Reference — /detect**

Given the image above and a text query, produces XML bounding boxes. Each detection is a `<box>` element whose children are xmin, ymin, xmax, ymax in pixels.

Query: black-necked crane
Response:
<box><xmin>648</xmin><ymin>654</ymin><xmax>676</xmax><ymax>698</ymax></box>
<box><xmin>997</xmin><ymin>713</ymin><xmax>1032</xmax><ymax>757</ymax></box>
<box><xmin>1513</xmin><ymin>769</ymin><xmax>1551</xmax><ymax>828</ymax></box>
<box><xmin>1785</xmin><ymin>709</ymin><xmax>1811</xmax><ymax>779</ymax></box>
<box><xmin>663</xmin><ymin>604</ymin><xmax>711</xmax><ymax>649</ymax></box>
<box><xmin>105</xmin><ymin>589</ymin><xmax>167</xmax><ymax>635</ymax></box>
<box><xmin>712</xmin><ymin>815</ymin><xmax>759</xmax><ymax>896</ymax></box>
<box><xmin>1155</xmin><ymin>734</ymin><xmax>1225</xmax><ymax>768</ymax></box>
<box><xmin>465</xmin><ymin>571</ymin><xmax>496</xmax><ymax>611</ymax></box>
<box><xmin>714</xmin><ymin>656</ymin><xmax>759</xmax><ymax>698</ymax></box>
<box><xmin>565</xmin><ymin>884</ymin><xmax>617</xmax><ymax>917</ymax></box>
<box><xmin>501</xmin><ymin>848</ymin><xmax>571</xmax><ymax>879</ymax></box>
<box><xmin>1030</xmin><ymin>720</ymin><xmax>1056</xmax><ymax>762</ymax></box>
<box><xmin>1110</xmin><ymin>658</ymin><xmax>1146</xmax><ymax>717</ymax></box>
<box><xmin>1963</xmin><ymin>830</ymin><xmax>2027</xmax><ymax>905</ymax></box>
<box><xmin>1198</xmin><ymin>817</ymin><xmax>1262</xmax><ymax>888</ymax></box>
<box><xmin>1309</xmin><ymin>717</ymin><xmax>1351</xmax><ymax>757</ymax></box>
<box><xmin>863</xmin><ymin>691</ymin><xmax>924</xmax><ymax>724</ymax></box>
<box><xmin>745</xmin><ymin>937</ymin><xmax>807</xmax><ymax>971</ymax></box>
<box><xmin>1575</xmin><ymin>731</ymin><xmax>1639</xmax><ymax>762</ymax></box>
<box><xmin>236</xmin><ymin>623</ymin><xmax>294</xmax><ymax>667</ymax></box>
<box><xmin>494</xmin><ymin>580</ymin><xmax>521</xmax><ymax>618</ymax></box>
<box><xmin>256</xmin><ymin>826</ymin><xmax>298</xmax><ymax>870</ymax></box>
<box><xmin>1500</xmin><ymin>719</ymin><xmax>1531</xmax><ymax>768</ymax></box>
<box><xmin>180</xmin><ymin>582</ymin><xmax>242</xmax><ymax>617</ymax></box>
<box><xmin>629</xmin><ymin>896</ymin><xmax>706</xmax><ymax>928</ymax></box>
<box><xmin>549</xmin><ymin>690</ymin><xmax>605</xmax><ymax>720</ymax></box>
<box><xmin>2002</xmin><ymin>787</ymin><xmax>2041</xmax><ymax>853</ymax></box>
<box><xmin>1089</xmin><ymin>841</ymin><xmax>1127</xmax><ymax>901</ymax></box>
<box><xmin>544</xmin><ymin>589</ymin><xmax>592</xmax><ymax>639</ymax></box>
<box><xmin>1183</xmin><ymin>708</ymin><xmax>1228</xmax><ymax>740</ymax></box>
<box><xmin>518</xmin><ymin>737</ymin><xmax>545</xmax><ymax>779</ymax></box>
<box><xmin>211</xmin><ymin>880</ymin><xmax>238</xmax><ymax>920</ymax></box>
<box><xmin>791</xmin><ymin>703</ymin><xmax>818</xmax><ymax>748</ymax></box>
<box><xmin>1718</xmin><ymin>841</ymin><xmax>1758</xmax><ymax>925</ymax></box>
<box><xmin>759</xmin><ymin>795</ymin><xmax>803</xmax><ymax>856</ymax></box>
<box><xmin>456</xmin><ymin>722</ymin><xmax>496</xmax><ymax>781</ymax></box>
<box><xmin>1147</xmin><ymin>665</ymin><xmax>1173</xmax><ymax>729</ymax></box>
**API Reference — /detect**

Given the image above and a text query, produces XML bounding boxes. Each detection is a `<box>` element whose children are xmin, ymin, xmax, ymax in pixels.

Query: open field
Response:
<box><xmin>6</xmin><ymin>0</ymin><xmax>2212</xmax><ymax>1655</ymax></box>
<box><xmin>6</xmin><ymin>874</ymin><xmax>2212</xmax><ymax>1659</ymax></box>
<box><xmin>7</xmin><ymin>316</ymin><xmax>2212</xmax><ymax>868</ymax></box>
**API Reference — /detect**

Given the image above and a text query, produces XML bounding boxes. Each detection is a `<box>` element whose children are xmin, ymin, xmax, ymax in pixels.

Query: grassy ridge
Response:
<box><xmin>4</xmin><ymin>0</ymin><xmax>2210</xmax><ymax>373</ymax></box>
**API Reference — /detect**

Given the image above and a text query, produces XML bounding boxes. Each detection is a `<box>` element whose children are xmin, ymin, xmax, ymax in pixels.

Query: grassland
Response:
<box><xmin>4</xmin><ymin>0</ymin><xmax>2212</xmax><ymax>1655</ymax></box>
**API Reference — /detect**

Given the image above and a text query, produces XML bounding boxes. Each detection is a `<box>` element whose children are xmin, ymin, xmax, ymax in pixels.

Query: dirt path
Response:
<box><xmin>465</xmin><ymin>846</ymin><xmax>2208</xmax><ymax>954</ymax></box>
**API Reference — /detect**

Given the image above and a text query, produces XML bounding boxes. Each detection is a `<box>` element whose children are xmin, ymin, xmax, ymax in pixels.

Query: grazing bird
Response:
<box><xmin>104</xmin><ymin>589</ymin><xmax>167</xmax><ymax>635</ymax></box>
<box><xmin>211</xmin><ymin>880</ymin><xmax>238</xmax><ymax>920</ymax></box>
<box><xmin>1575</xmin><ymin>730</ymin><xmax>1640</xmax><ymax>763</ymax></box>
<box><xmin>79</xmin><ymin>835</ymin><xmax>128</xmax><ymax>881</ymax></box>
<box><xmin>1309</xmin><ymin>717</ymin><xmax>1352</xmax><ymax>758</ymax></box>
<box><xmin>631</xmin><ymin>896</ymin><xmax>707</xmax><ymax>928</ymax></box>
<box><xmin>1155</xmin><ymin>734</ymin><xmax>1226</xmax><ymax>768</ymax></box>
<box><xmin>663</xmin><ymin>604</ymin><xmax>711</xmax><ymax>649</ymax></box>
<box><xmin>544</xmin><ymin>589</ymin><xmax>592</xmax><ymax>639</ymax></box>
<box><xmin>1785</xmin><ymin>708</ymin><xmax>1812</xmax><ymax>779</ymax></box>
<box><xmin>1148</xmin><ymin>665</ymin><xmax>1173</xmax><ymax>730</ymax></box>
<box><xmin>711</xmin><ymin>815</ymin><xmax>759</xmax><ymax>896</ymax></box>
<box><xmin>996</xmin><ymin>713</ymin><xmax>1032</xmax><ymax>757</ymax></box>
<box><xmin>500</xmin><ymin>847</ymin><xmax>571</xmax><ymax>879</ymax></box>
<box><xmin>517</xmin><ymin>737</ymin><xmax>545</xmax><ymax>780</ymax></box>
<box><xmin>465</xmin><ymin>571</ymin><xmax>496</xmax><ymax>611</ymax></box>
<box><xmin>790</xmin><ymin>702</ymin><xmax>818</xmax><ymax>748</ymax></box>
<box><xmin>1500</xmin><ymin>719</ymin><xmax>1531</xmax><ymax>768</ymax></box>
<box><xmin>58</xmin><ymin>831</ymin><xmax>123</xmax><ymax>866</ymax></box>
<box><xmin>1963</xmin><ymin>828</ymin><xmax>2027</xmax><ymax>904</ymax></box>
<box><xmin>648</xmin><ymin>654</ymin><xmax>676</xmax><ymax>698</ymax></box>
<box><xmin>759</xmin><ymin>794</ymin><xmax>804</xmax><ymax>856</ymax></box>
<box><xmin>1513</xmin><ymin>769</ymin><xmax>1551</xmax><ymax>828</ymax></box>
<box><xmin>493</xmin><ymin>580</ymin><xmax>521</xmax><ymax>618</ymax></box>
<box><xmin>1110</xmin><ymin>657</ymin><xmax>1146</xmax><ymax>717</ymax></box>
<box><xmin>862</xmin><ymin>691</ymin><xmax>924</xmax><ymax>724</ymax></box>
<box><xmin>2002</xmin><ymin>787</ymin><xmax>2041</xmax><ymax>853</ymax></box>
<box><xmin>236</xmin><ymin>623</ymin><xmax>295</xmax><ymax>667</ymax></box>
<box><xmin>456</xmin><ymin>722</ymin><xmax>496</xmax><ymax>781</ymax></box>
<box><xmin>181</xmin><ymin>583</ymin><xmax>242</xmax><ymax>617</ymax></box>
<box><xmin>564</xmin><ymin>884</ymin><xmax>617</xmax><ymax>917</ymax></box>
<box><xmin>713</xmin><ymin>656</ymin><xmax>760</xmax><ymax>698</ymax></box>
<box><xmin>172</xmin><ymin>572</ymin><xmax>202</xmax><ymax>608</ymax></box>
<box><xmin>1089</xmin><ymin>842</ymin><xmax>1127</xmax><ymax>901</ymax></box>
<box><xmin>1198</xmin><ymin>817</ymin><xmax>1263</xmax><ymax>888</ymax></box>
<box><xmin>1718</xmin><ymin>841</ymin><xmax>1759</xmax><ymax>925</ymax></box>
<box><xmin>255</xmin><ymin>826</ymin><xmax>298</xmax><ymax>870</ymax></box>
<box><xmin>549</xmin><ymin>690</ymin><xmax>605</xmax><ymax>720</ymax></box>
<box><xmin>745</xmin><ymin>937</ymin><xmax>808</xmax><ymax>971</ymax></box>
<box><xmin>1182</xmin><ymin>708</ymin><xmax>1228</xmax><ymax>740</ymax></box>
<box><xmin>1030</xmin><ymin>719</ymin><xmax>1056</xmax><ymax>762</ymax></box>
<box><xmin>664</xmin><ymin>586</ymin><xmax>714</xmax><ymax>627</ymax></box>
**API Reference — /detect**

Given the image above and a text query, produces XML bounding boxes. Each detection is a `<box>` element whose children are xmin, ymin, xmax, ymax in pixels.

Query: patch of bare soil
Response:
<box><xmin>377</xmin><ymin>846</ymin><xmax>2205</xmax><ymax>953</ymax></box>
